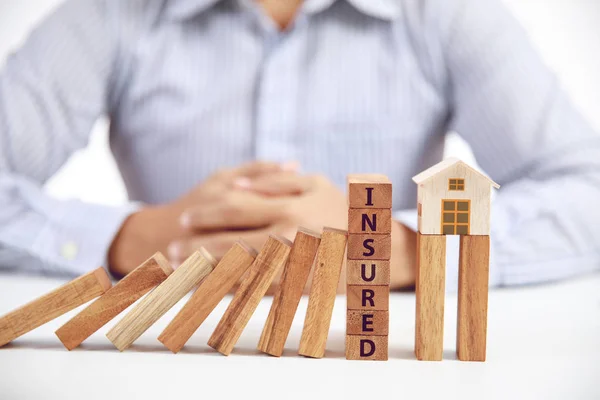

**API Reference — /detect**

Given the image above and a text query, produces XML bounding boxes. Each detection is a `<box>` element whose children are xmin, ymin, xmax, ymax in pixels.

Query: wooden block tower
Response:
<box><xmin>412</xmin><ymin>158</ymin><xmax>499</xmax><ymax>361</ymax></box>
<box><xmin>346</xmin><ymin>174</ymin><xmax>392</xmax><ymax>361</ymax></box>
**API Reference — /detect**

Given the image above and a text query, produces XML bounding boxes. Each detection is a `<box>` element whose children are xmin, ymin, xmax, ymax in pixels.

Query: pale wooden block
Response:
<box><xmin>208</xmin><ymin>235</ymin><xmax>291</xmax><ymax>356</ymax></box>
<box><xmin>414</xmin><ymin>233</ymin><xmax>446</xmax><ymax>361</ymax></box>
<box><xmin>346</xmin><ymin>310</ymin><xmax>388</xmax><ymax>336</ymax></box>
<box><xmin>345</xmin><ymin>335</ymin><xmax>388</xmax><ymax>361</ymax></box>
<box><xmin>298</xmin><ymin>227</ymin><xmax>348</xmax><ymax>358</ymax></box>
<box><xmin>348</xmin><ymin>208</ymin><xmax>391</xmax><ymax>235</ymax></box>
<box><xmin>107</xmin><ymin>250</ymin><xmax>216</xmax><ymax>351</ymax></box>
<box><xmin>347</xmin><ymin>174</ymin><xmax>392</xmax><ymax>209</ymax></box>
<box><xmin>258</xmin><ymin>228</ymin><xmax>321</xmax><ymax>357</ymax></box>
<box><xmin>56</xmin><ymin>253</ymin><xmax>173</xmax><ymax>350</ymax></box>
<box><xmin>413</xmin><ymin>158</ymin><xmax>499</xmax><ymax>236</ymax></box>
<box><xmin>346</xmin><ymin>285</ymin><xmax>389</xmax><ymax>311</ymax></box>
<box><xmin>0</xmin><ymin>267</ymin><xmax>111</xmax><ymax>347</ymax></box>
<box><xmin>346</xmin><ymin>260</ymin><xmax>390</xmax><ymax>286</ymax></box>
<box><xmin>158</xmin><ymin>242</ymin><xmax>257</xmax><ymax>353</ymax></box>
<box><xmin>457</xmin><ymin>235</ymin><xmax>490</xmax><ymax>362</ymax></box>
<box><xmin>347</xmin><ymin>233</ymin><xmax>391</xmax><ymax>260</ymax></box>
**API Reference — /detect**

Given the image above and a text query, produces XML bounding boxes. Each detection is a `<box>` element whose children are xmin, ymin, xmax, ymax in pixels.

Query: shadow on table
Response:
<box><xmin>1</xmin><ymin>339</ymin><xmax>117</xmax><ymax>352</ymax></box>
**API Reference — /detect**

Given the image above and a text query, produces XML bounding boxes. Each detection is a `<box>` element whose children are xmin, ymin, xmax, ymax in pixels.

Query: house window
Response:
<box><xmin>449</xmin><ymin>179</ymin><xmax>465</xmax><ymax>191</ymax></box>
<box><xmin>441</xmin><ymin>200</ymin><xmax>470</xmax><ymax>235</ymax></box>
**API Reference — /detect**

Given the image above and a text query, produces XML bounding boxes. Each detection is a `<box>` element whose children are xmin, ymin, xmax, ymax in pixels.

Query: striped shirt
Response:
<box><xmin>0</xmin><ymin>0</ymin><xmax>599</xmax><ymax>289</ymax></box>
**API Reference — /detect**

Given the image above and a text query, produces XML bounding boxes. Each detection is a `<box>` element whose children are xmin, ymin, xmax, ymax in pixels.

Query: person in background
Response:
<box><xmin>0</xmin><ymin>0</ymin><xmax>599</xmax><ymax>291</ymax></box>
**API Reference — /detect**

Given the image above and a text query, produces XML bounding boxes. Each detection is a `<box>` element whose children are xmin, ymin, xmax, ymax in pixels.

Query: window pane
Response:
<box><xmin>443</xmin><ymin>213</ymin><xmax>455</xmax><ymax>223</ymax></box>
<box><xmin>457</xmin><ymin>184</ymin><xmax>464</xmax><ymax>190</ymax></box>
<box><xmin>443</xmin><ymin>201</ymin><xmax>456</xmax><ymax>211</ymax></box>
<box><xmin>457</xmin><ymin>213</ymin><xmax>469</xmax><ymax>223</ymax></box>
<box><xmin>456</xmin><ymin>225</ymin><xmax>468</xmax><ymax>235</ymax></box>
<box><xmin>449</xmin><ymin>184</ymin><xmax>457</xmax><ymax>190</ymax></box>
<box><xmin>443</xmin><ymin>225</ymin><xmax>455</xmax><ymax>235</ymax></box>
<box><xmin>457</xmin><ymin>201</ymin><xmax>469</xmax><ymax>211</ymax></box>
<box><xmin>457</xmin><ymin>179</ymin><xmax>465</xmax><ymax>185</ymax></box>
<box><xmin>449</xmin><ymin>179</ymin><xmax>457</xmax><ymax>184</ymax></box>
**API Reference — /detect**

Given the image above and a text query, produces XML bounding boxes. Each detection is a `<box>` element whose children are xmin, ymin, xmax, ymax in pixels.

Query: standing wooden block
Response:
<box><xmin>107</xmin><ymin>250</ymin><xmax>216</xmax><ymax>351</ymax></box>
<box><xmin>414</xmin><ymin>233</ymin><xmax>446</xmax><ymax>361</ymax></box>
<box><xmin>56</xmin><ymin>253</ymin><xmax>173</xmax><ymax>350</ymax></box>
<box><xmin>346</xmin><ymin>335</ymin><xmax>388</xmax><ymax>361</ymax></box>
<box><xmin>346</xmin><ymin>285</ymin><xmax>389</xmax><ymax>311</ymax></box>
<box><xmin>348</xmin><ymin>208</ymin><xmax>392</xmax><ymax>234</ymax></box>
<box><xmin>457</xmin><ymin>235</ymin><xmax>490</xmax><ymax>362</ymax></box>
<box><xmin>298</xmin><ymin>227</ymin><xmax>348</xmax><ymax>358</ymax></box>
<box><xmin>346</xmin><ymin>310</ymin><xmax>389</xmax><ymax>335</ymax></box>
<box><xmin>208</xmin><ymin>235</ymin><xmax>291</xmax><ymax>356</ymax></box>
<box><xmin>348</xmin><ymin>174</ymin><xmax>392</xmax><ymax>209</ymax></box>
<box><xmin>258</xmin><ymin>228</ymin><xmax>321</xmax><ymax>357</ymax></box>
<box><xmin>0</xmin><ymin>267</ymin><xmax>111</xmax><ymax>347</ymax></box>
<box><xmin>347</xmin><ymin>234</ymin><xmax>391</xmax><ymax>260</ymax></box>
<box><xmin>158</xmin><ymin>242</ymin><xmax>257</xmax><ymax>353</ymax></box>
<box><xmin>346</xmin><ymin>260</ymin><xmax>390</xmax><ymax>286</ymax></box>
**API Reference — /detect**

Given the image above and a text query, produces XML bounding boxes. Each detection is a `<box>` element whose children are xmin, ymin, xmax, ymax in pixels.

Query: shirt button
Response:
<box><xmin>61</xmin><ymin>242</ymin><xmax>78</xmax><ymax>261</ymax></box>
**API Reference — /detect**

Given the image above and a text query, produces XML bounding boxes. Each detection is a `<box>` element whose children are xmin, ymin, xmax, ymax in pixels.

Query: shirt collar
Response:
<box><xmin>167</xmin><ymin>0</ymin><xmax>401</xmax><ymax>21</ymax></box>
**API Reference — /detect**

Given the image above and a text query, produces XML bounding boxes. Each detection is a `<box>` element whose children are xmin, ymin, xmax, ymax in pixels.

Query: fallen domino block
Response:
<box><xmin>159</xmin><ymin>242</ymin><xmax>257</xmax><ymax>353</ymax></box>
<box><xmin>56</xmin><ymin>253</ymin><xmax>173</xmax><ymax>350</ymax></box>
<box><xmin>0</xmin><ymin>267</ymin><xmax>111</xmax><ymax>347</ymax></box>
<box><xmin>258</xmin><ymin>228</ymin><xmax>321</xmax><ymax>357</ymax></box>
<box><xmin>208</xmin><ymin>235</ymin><xmax>291</xmax><ymax>356</ymax></box>
<box><xmin>107</xmin><ymin>249</ymin><xmax>216</xmax><ymax>351</ymax></box>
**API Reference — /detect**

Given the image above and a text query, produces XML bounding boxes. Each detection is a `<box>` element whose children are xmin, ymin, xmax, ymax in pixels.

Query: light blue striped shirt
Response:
<box><xmin>0</xmin><ymin>0</ymin><xmax>599</xmax><ymax>288</ymax></box>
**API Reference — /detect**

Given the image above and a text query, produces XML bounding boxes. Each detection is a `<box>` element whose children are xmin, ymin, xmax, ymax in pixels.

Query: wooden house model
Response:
<box><xmin>412</xmin><ymin>158</ymin><xmax>500</xmax><ymax>236</ymax></box>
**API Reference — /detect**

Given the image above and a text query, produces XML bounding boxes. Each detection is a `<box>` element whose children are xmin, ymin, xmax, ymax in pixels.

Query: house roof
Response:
<box><xmin>412</xmin><ymin>157</ymin><xmax>500</xmax><ymax>189</ymax></box>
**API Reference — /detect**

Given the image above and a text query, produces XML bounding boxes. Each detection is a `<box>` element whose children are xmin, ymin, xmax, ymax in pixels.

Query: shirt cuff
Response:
<box><xmin>29</xmin><ymin>199</ymin><xmax>140</xmax><ymax>276</ymax></box>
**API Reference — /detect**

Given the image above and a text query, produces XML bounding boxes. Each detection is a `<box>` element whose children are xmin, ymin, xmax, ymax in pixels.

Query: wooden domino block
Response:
<box><xmin>158</xmin><ymin>242</ymin><xmax>257</xmax><ymax>353</ymax></box>
<box><xmin>346</xmin><ymin>310</ymin><xmax>389</xmax><ymax>336</ymax></box>
<box><xmin>208</xmin><ymin>235</ymin><xmax>291</xmax><ymax>356</ymax></box>
<box><xmin>414</xmin><ymin>232</ymin><xmax>446</xmax><ymax>361</ymax></box>
<box><xmin>0</xmin><ymin>267</ymin><xmax>111</xmax><ymax>347</ymax></box>
<box><xmin>346</xmin><ymin>285</ymin><xmax>389</xmax><ymax>311</ymax></box>
<box><xmin>348</xmin><ymin>208</ymin><xmax>392</xmax><ymax>234</ymax></box>
<box><xmin>258</xmin><ymin>228</ymin><xmax>321</xmax><ymax>357</ymax></box>
<box><xmin>107</xmin><ymin>250</ymin><xmax>216</xmax><ymax>351</ymax></box>
<box><xmin>298</xmin><ymin>227</ymin><xmax>347</xmax><ymax>358</ymax></box>
<box><xmin>346</xmin><ymin>260</ymin><xmax>390</xmax><ymax>286</ymax></box>
<box><xmin>346</xmin><ymin>335</ymin><xmax>388</xmax><ymax>361</ymax></box>
<box><xmin>457</xmin><ymin>235</ymin><xmax>490</xmax><ymax>362</ymax></box>
<box><xmin>348</xmin><ymin>174</ymin><xmax>392</xmax><ymax>209</ymax></box>
<box><xmin>56</xmin><ymin>253</ymin><xmax>173</xmax><ymax>350</ymax></box>
<box><xmin>347</xmin><ymin>234</ymin><xmax>391</xmax><ymax>260</ymax></box>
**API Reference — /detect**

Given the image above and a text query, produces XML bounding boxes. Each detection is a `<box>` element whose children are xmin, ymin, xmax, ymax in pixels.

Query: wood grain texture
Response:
<box><xmin>0</xmin><ymin>267</ymin><xmax>111</xmax><ymax>347</ymax></box>
<box><xmin>298</xmin><ymin>227</ymin><xmax>348</xmax><ymax>358</ymax></box>
<box><xmin>158</xmin><ymin>242</ymin><xmax>257</xmax><ymax>353</ymax></box>
<box><xmin>346</xmin><ymin>335</ymin><xmax>388</xmax><ymax>361</ymax></box>
<box><xmin>347</xmin><ymin>174</ymin><xmax>392</xmax><ymax>209</ymax></box>
<box><xmin>348</xmin><ymin>208</ymin><xmax>391</xmax><ymax>234</ymax></box>
<box><xmin>208</xmin><ymin>235</ymin><xmax>291</xmax><ymax>356</ymax></box>
<box><xmin>346</xmin><ymin>285</ymin><xmax>389</xmax><ymax>311</ymax></box>
<box><xmin>347</xmin><ymin>234</ymin><xmax>391</xmax><ymax>260</ymax></box>
<box><xmin>258</xmin><ymin>228</ymin><xmax>321</xmax><ymax>357</ymax></box>
<box><xmin>346</xmin><ymin>260</ymin><xmax>390</xmax><ymax>286</ymax></box>
<box><xmin>457</xmin><ymin>235</ymin><xmax>490</xmax><ymax>362</ymax></box>
<box><xmin>56</xmin><ymin>253</ymin><xmax>173</xmax><ymax>350</ymax></box>
<box><xmin>414</xmin><ymin>233</ymin><xmax>446</xmax><ymax>361</ymax></box>
<box><xmin>107</xmin><ymin>250</ymin><xmax>216</xmax><ymax>351</ymax></box>
<box><xmin>346</xmin><ymin>310</ymin><xmax>388</xmax><ymax>335</ymax></box>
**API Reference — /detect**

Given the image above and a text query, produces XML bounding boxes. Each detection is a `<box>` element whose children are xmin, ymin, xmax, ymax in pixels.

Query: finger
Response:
<box><xmin>233</xmin><ymin>173</ymin><xmax>316</xmax><ymax>196</ymax></box>
<box><xmin>168</xmin><ymin>229</ymin><xmax>269</xmax><ymax>263</ymax></box>
<box><xmin>233</xmin><ymin>160</ymin><xmax>300</xmax><ymax>179</ymax></box>
<box><xmin>180</xmin><ymin>192</ymin><xmax>289</xmax><ymax>231</ymax></box>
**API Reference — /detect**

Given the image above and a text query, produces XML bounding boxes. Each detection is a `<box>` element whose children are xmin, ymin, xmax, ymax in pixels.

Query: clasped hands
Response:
<box><xmin>108</xmin><ymin>161</ymin><xmax>347</xmax><ymax>276</ymax></box>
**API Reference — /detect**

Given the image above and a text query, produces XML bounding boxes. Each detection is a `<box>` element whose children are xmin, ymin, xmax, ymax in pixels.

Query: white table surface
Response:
<box><xmin>0</xmin><ymin>272</ymin><xmax>598</xmax><ymax>400</ymax></box>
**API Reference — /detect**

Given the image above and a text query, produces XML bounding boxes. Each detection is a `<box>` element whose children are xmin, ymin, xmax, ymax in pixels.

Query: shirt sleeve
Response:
<box><xmin>428</xmin><ymin>0</ymin><xmax>600</xmax><ymax>286</ymax></box>
<box><xmin>0</xmin><ymin>0</ymin><xmax>137</xmax><ymax>276</ymax></box>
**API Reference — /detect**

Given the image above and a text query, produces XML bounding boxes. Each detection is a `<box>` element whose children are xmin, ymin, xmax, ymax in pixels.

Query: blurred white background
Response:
<box><xmin>1</xmin><ymin>0</ymin><xmax>599</xmax><ymax>206</ymax></box>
